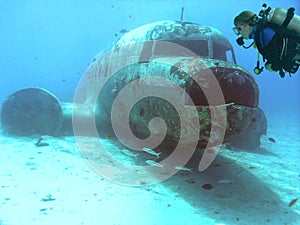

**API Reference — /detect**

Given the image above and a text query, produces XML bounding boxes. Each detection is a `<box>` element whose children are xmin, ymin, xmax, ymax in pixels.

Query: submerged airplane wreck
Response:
<box><xmin>1</xmin><ymin>20</ymin><xmax>266</xmax><ymax>150</ymax></box>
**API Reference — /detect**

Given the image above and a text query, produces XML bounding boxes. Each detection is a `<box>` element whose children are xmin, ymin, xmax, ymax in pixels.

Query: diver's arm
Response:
<box><xmin>258</xmin><ymin>28</ymin><xmax>284</xmax><ymax>71</ymax></box>
<box><xmin>265</xmin><ymin>62</ymin><xmax>276</xmax><ymax>72</ymax></box>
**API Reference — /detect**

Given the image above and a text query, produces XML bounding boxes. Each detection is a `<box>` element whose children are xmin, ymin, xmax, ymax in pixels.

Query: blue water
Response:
<box><xmin>0</xmin><ymin>1</ymin><xmax>300</xmax><ymax>225</ymax></box>
<box><xmin>0</xmin><ymin>1</ymin><xmax>299</xmax><ymax>107</ymax></box>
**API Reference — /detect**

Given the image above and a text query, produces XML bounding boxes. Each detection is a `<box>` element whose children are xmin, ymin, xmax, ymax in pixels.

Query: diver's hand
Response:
<box><xmin>265</xmin><ymin>63</ymin><xmax>276</xmax><ymax>72</ymax></box>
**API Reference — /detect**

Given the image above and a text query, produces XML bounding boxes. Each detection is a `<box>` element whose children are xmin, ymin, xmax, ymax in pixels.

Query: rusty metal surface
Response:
<box><xmin>81</xmin><ymin>57</ymin><xmax>258</xmax><ymax>148</ymax></box>
<box><xmin>73</xmin><ymin>20</ymin><xmax>260</xmax><ymax>148</ymax></box>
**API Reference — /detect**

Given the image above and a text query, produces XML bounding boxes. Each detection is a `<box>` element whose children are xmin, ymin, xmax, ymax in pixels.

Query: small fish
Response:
<box><xmin>145</xmin><ymin>160</ymin><xmax>164</xmax><ymax>168</ymax></box>
<box><xmin>121</xmin><ymin>150</ymin><xmax>139</xmax><ymax>159</ymax></box>
<box><xmin>105</xmin><ymin>135</ymin><xmax>111</xmax><ymax>139</ymax></box>
<box><xmin>142</xmin><ymin>147</ymin><xmax>161</xmax><ymax>158</ymax></box>
<box><xmin>268</xmin><ymin>137</ymin><xmax>276</xmax><ymax>143</ymax></box>
<box><xmin>175</xmin><ymin>166</ymin><xmax>192</xmax><ymax>172</ymax></box>
<box><xmin>111</xmin><ymin>87</ymin><xmax>118</xmax><ymax>94</ymax></box>
<box><xmin>41</xmin><ymin>194</ymin><xmax>55</xmax><ymax>202</ymax></box>
<box><xmin>119</xmin><ymin>29</ymin><xmax>128</xmax><ymax>33</ymax></box>
<box><xmin>288</xmin><ymin>198</ymin><xmax>298</xmax><ymax>207</ymax></box>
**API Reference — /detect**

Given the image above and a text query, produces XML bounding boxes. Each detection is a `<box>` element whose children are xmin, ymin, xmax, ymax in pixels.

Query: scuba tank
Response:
<box><xmin>269</xmin><ymin>7</ymin><xmax>300</xmax><ymax>36</ymax></box>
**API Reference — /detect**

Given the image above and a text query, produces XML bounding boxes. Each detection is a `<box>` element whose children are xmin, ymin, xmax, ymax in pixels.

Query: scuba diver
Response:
<box><xmin>233</xmin><ymin>4</ymin><xmax>300</xmax><ymax>78</ymax></box>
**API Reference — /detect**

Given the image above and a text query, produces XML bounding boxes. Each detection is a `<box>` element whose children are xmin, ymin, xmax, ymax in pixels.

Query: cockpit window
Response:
<box><xmin>141</xmin><ymin>40</ymin><xmax>209</xmax><ymax>58</ymax></box>
<box><xmin>213</xmin><ymin>42</ymin><xmax>235</xmax><ymax>63</ymax></box>
<box><xmin>169</xmin><ymin>40</ymin><xmax>209</xmax><ymax>57</ymax></box>
<box><xmin>139</xmin><ymin>39</ymin><xmax>235</xmax><ymax>63</ymax></box>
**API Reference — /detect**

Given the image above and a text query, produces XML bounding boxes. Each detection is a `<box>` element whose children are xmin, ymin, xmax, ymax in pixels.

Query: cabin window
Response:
<box><xmin>139</xmin><ymin>40</ymin><xmax>209</xmax><ymax>59</ymax></box>
<box><xmin>212</xmin><ymin>42</ymin><xmax>235</xmax><ymax>63</ymax></box>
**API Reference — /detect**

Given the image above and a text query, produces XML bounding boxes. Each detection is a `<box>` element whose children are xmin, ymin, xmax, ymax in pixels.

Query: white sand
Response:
<box><xmin>0</xmin><ymin>114</ymin><xmax>299</xmax><ymax>225</ymax></box>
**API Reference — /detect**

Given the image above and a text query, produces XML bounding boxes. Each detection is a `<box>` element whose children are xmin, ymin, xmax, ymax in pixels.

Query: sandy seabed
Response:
<box><xmin>0</xmin><ymin>114</ymin><xmax>299</xmax><ymax>225</ymax></box>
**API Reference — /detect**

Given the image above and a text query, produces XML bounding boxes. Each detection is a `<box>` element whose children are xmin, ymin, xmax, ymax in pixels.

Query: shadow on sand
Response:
<box><xmin>73</xmin><ymin>136</ymin><xmax>299</xmax><ymax>225</ymax></box>
<box><xmin>161</xmin><ymin>149</ymin><xmax>298</xmax><ymax>225</ymax></box>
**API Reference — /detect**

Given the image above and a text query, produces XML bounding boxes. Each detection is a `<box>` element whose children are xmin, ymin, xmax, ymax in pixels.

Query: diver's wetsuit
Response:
<box><xmin>250</xmin><ymin>21</ymin><xmax>300</xmax><ymax>77</ymax></box>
